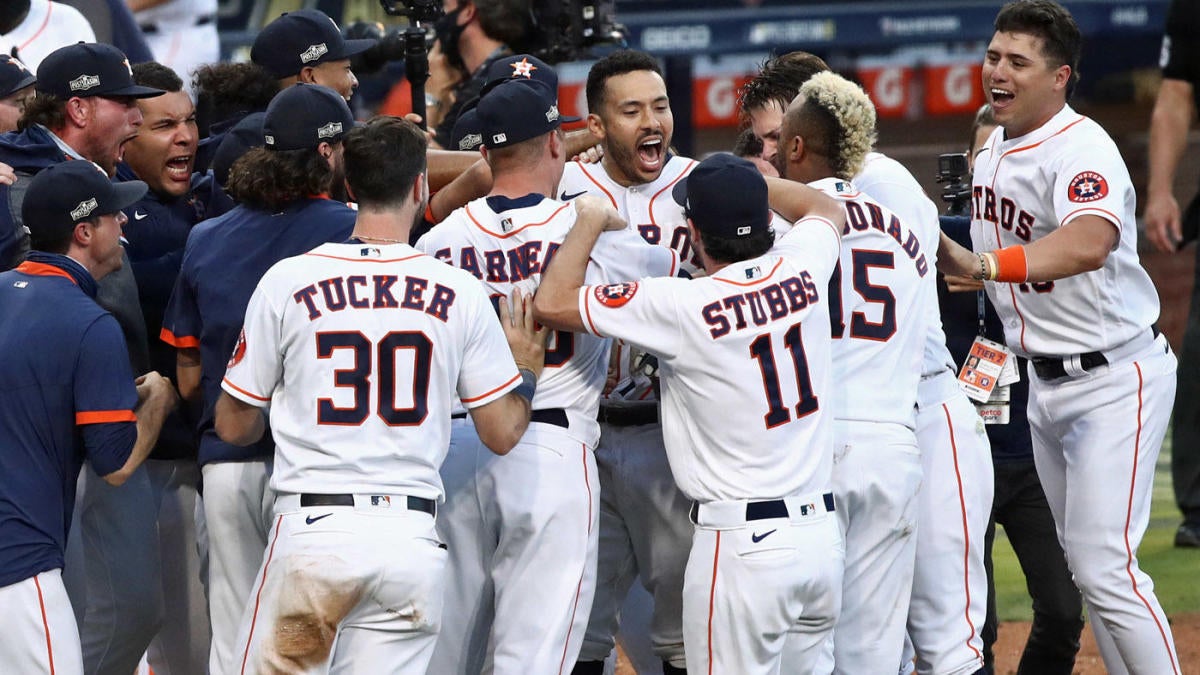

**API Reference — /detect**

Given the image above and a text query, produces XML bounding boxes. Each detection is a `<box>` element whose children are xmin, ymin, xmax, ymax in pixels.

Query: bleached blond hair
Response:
<box><xmin>797</xmin><ymin>71</ymin><xmax>877</xmax><ymax>180</ymax></box>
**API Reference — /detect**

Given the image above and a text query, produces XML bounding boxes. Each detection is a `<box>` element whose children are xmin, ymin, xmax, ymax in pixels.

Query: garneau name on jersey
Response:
<box><xmin>430</xmin><ymin>241</ymin><xmax>562</xmax><ymax>283</ymax></box>
<box><xmin>703</xmin><ymin>271</ymin><xmax>821</xmax><ymax>339</ymax></box>
<box><xmin>292</xmin><ymin>273</ymin><xmax>457</xmax><ymax>322</ymax></box>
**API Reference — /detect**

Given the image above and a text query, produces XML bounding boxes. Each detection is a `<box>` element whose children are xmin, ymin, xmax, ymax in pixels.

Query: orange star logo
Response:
<box><xmin>509</xmin><ymin>57</ymin><xmax>537</xmax><ymax>79</ymax></box>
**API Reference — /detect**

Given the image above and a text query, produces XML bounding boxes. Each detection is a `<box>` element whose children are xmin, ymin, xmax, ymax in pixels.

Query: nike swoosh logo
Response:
<box><xmin>751</xmin><ymin>529</ymin><xmax>777</xmax><ymax>543</ymax></box>
<box><xmin>560</xmin><ymin>190</ymin><xmax>587</xmax><ymax>201</ymax></box>
<box><xmin>133</xmin><ymin>211</ymin><xmax>148</xmax><ymax>220</ymax></box>
<box><xmin>305</xmin><ymin>513</ymin><xmax>333</xmax><ymax>525</ymax></box>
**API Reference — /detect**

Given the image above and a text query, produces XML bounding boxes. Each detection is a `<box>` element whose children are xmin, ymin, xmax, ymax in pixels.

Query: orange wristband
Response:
<box><xmin>991</xmin><ymin>245</ymin><xmax>1028</xmax><ymax>283</ymax></box>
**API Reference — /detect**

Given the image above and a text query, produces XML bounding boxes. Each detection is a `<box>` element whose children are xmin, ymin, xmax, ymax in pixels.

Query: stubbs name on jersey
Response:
<box><xmin>701</xmin><ymin>270</ymin><xmax>822</xmax><ymax>340</ymax></box>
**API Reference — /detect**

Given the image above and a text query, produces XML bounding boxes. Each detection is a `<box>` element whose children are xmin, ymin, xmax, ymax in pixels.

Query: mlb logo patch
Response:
<box><xmin>745</xmin><ymin>265</ymin><xmax>761</xmax><ymax>279</ymax></box>
<box><xmin>360</xmin><ymin>247</ymin><xmax>381</xmax><ymax>258</ymax></box>
<box><xmin>595</xmin><ymin>281</ymin><xmax>638</xmax><ymax>308</ymax></box>
<box><xmin>371</xmin><ymin>496</ymin><xmax>392</xmax><ymax>507</ymax></box>
<box><xmin>1067</xmin><ymin>171</ymin><xmax>1108</xmax><ymax>203</ymax></box>
<box><xmin>500</xmin><ymin>217</ymin><xmax>514</xmax><ymax>232</ymax></box>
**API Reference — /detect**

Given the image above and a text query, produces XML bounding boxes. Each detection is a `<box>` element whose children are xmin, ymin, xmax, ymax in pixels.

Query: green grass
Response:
<box><xmin>992</xmin><ymin>436</ymin><xmax>1200</xmax><ymax>621</ymax></box>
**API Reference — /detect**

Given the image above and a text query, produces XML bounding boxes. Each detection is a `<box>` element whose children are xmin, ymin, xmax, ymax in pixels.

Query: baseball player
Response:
<box><xmin>938</xmin><ymin>2</ymin><xmax>1180</xmax><ymax>672</ymax></box>
<box><xmin>771</xmin><ymin>72</ymin><xmax>932</xmax><ymax>674</ymax></box>
<box><xmin>0</xmin><ymin>54</ymin><xmax>35</xmax><ymax>133</ymax></box>
<box><xmin>743</xmin><ymin>52</ymin><xmax>993</xmax><ymax>675</ymax></box>
<box><xmin>417</xmin><ymin>76</ymin><xmax>680</xmax><ymax>675</ymax></box>
<box><xmin>557</xmin><ymin>49</ymin><xmax>696</xmax><ymax>675</ymax></box>
<box><xmin>535</xmin><ymin>152</ymin><xmax>848</xmax><ymax>674</ymax></box>
<box><xmin>0</xmin><ymin>161</ymin><xmax>176</xmax><ymax>674</ymax></box>
<box><xmin>212</xmin><ymin>115</ymin><xmax>541</xmax><ymax>672</ymax></box>
<box><xmin>251</xmin><ymin>9</ymin><xmax>376</xmax><ymax>103</ymax></box>
<box><xmin>160</xmin><ymin>83</ymin><xmax>358</xmax><ymax>674</ymax></box>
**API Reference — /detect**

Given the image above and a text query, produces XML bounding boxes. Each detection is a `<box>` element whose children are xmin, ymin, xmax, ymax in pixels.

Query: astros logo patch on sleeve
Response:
<box><xmin>1068</xmin><ymin>171</ymin><xmax>1108</xmax><ymax>203</ymax></box>
<box><xmin>595</xmin><ymin>282</ymin><xmax>638</xmax><ymax>308</ymax></box>
<box><xmin>227</xmin><ymin>329</ymin><xmax>247</xmax><ymax>369</ymax></box>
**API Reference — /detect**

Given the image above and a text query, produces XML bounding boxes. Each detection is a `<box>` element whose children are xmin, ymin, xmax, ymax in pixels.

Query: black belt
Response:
<box><xmin>450</xmin><ymin>407</ymin><xmax>568</xmax><ymax>428</ymax></box>
<box><xmin>140</xmin><ymin>14</ymin><xmax>214</xmax><ymax>34</ymax></box>
<box><xmin>1030</xmin><ymin>325</ymin><xmax>1159</xmax><ymax>380</ymax></box>
<box><xmin>597</xmin><ymin>403</ymin><xmax>659</xmax><ymax>427</ymax></box>
<box><xmin>299</xmin><ymin>493</ymin><xmax>435</xmax><ymax>516</ymax></box>
<box><xmin>689</xmin><ymin>493</ymin><xmax>836</xmax><ymax>522</ymax></box>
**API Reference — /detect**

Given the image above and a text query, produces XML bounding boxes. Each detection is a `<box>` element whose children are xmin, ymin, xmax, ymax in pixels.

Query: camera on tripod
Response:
<box><xmin>936</xmin><ymin>152</ymin><xmax>973</xmax><ymax>217</ymax></box>
<box><xmin>343</xmin><ymin>0</ymin><xmax>442</xmax><ymax>76</ymax></box>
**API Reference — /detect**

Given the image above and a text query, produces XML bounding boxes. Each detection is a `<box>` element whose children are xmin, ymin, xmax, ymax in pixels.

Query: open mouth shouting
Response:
<box><xmin>166</xmin><ymin>153</ymin><xmax>193</xmax><ymax>183</ymax></box>
<box><xmin>637</xmin><ymin>134</ymin><xmax>664</xmax><ymax>174</ymax></box>
<box><xmin>989</xmin><ymin>87</ymin><xmax>1015</xmax><ymax>110</ymax></box>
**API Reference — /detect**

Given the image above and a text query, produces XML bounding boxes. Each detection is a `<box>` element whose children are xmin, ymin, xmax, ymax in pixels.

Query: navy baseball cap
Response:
<box><xmin>451</xmin><ymin>97</ymin><xmax>483</xmax><ymax>152</ymax></box>
<box><xmin>23</xmin><ymin>161</ymin><xmax>147</xmax><ymax>242</ymax></box>
<box><xmin>482</xmin><ymin>54</ymin><xmax>559</xmax><ymax>95</ymax></box>
<box><xmin>263</xmin><ymin>84</ymin><xmax>355</xmax><ymax>152</ymax></box>
<box><xmin>36</xmin><ymin>43</ymin><xmax>164</xmax><ymax>100</ymax></box>
<box><xmin>0</xmin><ymin>55</ymin><xmax>35</xmax><ymax>98</ymax></box>
<box><xmin>251</xmin><ymin>9</ymin><xmax>376</xmax><ymax>79</ymax></box>
<box><xmin>477</xmin><ymin>79</ymin><xmax>579</xmax><ymax>150</ymax></box>
<box><xmin>212</xmin><ymin>112</ymin><xmax>266</xmax><ymax>184</ymax></box>
<box><xmin>672</xmin><ymin>153</ymin><xmax>771</xmax><ymax>239</ymax></box>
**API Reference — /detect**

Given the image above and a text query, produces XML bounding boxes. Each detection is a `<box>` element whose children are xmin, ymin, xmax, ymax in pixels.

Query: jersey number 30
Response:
<box><xmin>316</xmin><ymin>331</ymin><xmax>432</xmax><ymax>426</ymax></box>
<box><xmin>750</xmin><ymin>324</ymin><xmax>820</xmax><ymax>429</ymax></box>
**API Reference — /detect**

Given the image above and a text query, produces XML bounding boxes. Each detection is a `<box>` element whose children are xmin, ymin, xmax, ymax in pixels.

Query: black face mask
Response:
<box><xmin>434</xmin><ymin>5</ymin><xmax>468</xmax><ymax>73</ymax></box>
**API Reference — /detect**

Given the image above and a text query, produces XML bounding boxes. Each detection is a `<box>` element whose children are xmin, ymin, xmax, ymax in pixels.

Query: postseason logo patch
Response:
<box><xmin>227</xmin><ymin>328</ymin><xmax>247</xmax><ymax>369</ymax></box>
<box><xmin>595</xmin><ymin>281</ymin><xmax>638</xmax><ymax>308</ymax></box>
<box><xmin>1068</xmin><ymin>171</ymin><xmax>1108</xmax><ymax>203</ymax></box>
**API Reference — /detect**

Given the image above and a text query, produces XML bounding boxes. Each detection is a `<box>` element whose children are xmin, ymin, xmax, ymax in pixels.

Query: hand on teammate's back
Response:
<box><xmin>499</xmin><ymin>289</ymin><xmax>550</xmax><ymax>378</ymax></box>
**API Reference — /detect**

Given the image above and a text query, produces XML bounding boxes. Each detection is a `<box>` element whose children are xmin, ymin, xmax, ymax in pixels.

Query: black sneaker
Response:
<box><xmin>1174</xmin><ymin>522</ymin><xmax>1200</xmax><ymax>548</ymax></box>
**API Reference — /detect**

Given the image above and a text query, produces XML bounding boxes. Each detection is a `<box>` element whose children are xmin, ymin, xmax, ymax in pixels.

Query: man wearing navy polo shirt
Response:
<box><xmin>0</xmin><ymin>161</ymin><xmax>176</xmax><ymax>673</ymax></box>
<box><xmin>161</xmin><ymin>82</ymin><xmax>358</xmax><ymax>673</ymax></box>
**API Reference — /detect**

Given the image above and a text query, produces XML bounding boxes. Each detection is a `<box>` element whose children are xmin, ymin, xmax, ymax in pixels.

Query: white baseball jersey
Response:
<box><xmin>812</xmin><ymin>177</ymin><xmax>930</xmax><ymax>428</ymax></box>
<box><xmin>971</xmin><ymin>104</ymin><xmax>1160</xmax><ymax>357</ymax></box>
<box><xmin>221</xmin><ymin>241</ymin><xmax>521</xmax><ymax>500</ymax></box>
<box><xmin>580</xmin><ymin>216</ymin><xmax>842</xmax><ymax>503</ymax></box>
<box><xmin>0</xmin><ymin>1</ymin><xmax>95</xmax><ymax>71</ymax></box>
<box><xmin>854</xmin><ymin>152</ymin><xmax>956</xmax><ymax>378</ymax></box>
<box><xmin>416</xmin><ymin>194</ymin><xmax>679</xmax><ymax>446</ymax></box>
<box><xmin>560</xmin><ymin>156</ymin><xmax>703</xmax><ymax>277</ymax></box>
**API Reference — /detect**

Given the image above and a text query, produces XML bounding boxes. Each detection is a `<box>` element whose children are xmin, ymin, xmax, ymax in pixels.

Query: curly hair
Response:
<box><xmin>192</xmin><ymin>62</ymin><xmax>279</xmax><ymax>134</ymax></box>
<box><xmin>738</xmin><ymin>51</ymin><xmax>830</xmax><ymax>120</ymax></box>
<box><xmin>224</xmin><ymin>146</ymin><xmax>333</xmax><ymax>212</ymax></box>
<box><xmin>792</xmin><ymin>71</ymin><xmax>876</xmax><ymax>180</ymax></box>
<box><xmin>18</xmin><ymin>92</ymin><xmax>66</xmax><ymax>132</ymax></box>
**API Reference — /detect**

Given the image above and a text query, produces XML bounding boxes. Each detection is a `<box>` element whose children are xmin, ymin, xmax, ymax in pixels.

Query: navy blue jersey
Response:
<box><xmin>0</xmin><ymin>254</ymin><xmax>138</xmax><ymax>587</ymax></box>
<box><xmin>161</xmin><ymin>197</ymin><xmax>356</xmax><ymax>465</ymax></box>
<box><xmin>117</xmin><ymin>166</ymin><xmax>227</xmax><ymax>461</ymax></box>
<box><xmin>0</xmin><ymin>126</ymin><xmax>73</xmax><ymax>270</ymax></box>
